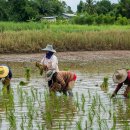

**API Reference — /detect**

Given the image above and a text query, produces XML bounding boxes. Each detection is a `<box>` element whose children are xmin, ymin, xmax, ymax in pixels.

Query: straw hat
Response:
<box><xmin>113</xmin><ymin>69</ymin><xmax>127</xmax><ymax>83</ymax></box>
<box><xmin>46</xmin><ymin>70</ymin><xmax>56</xmax><ymax>81</ymax></box>
<box><xmin>42</xmin><ymin>44</ymin><xmax>56</xmax><ymax>53</ymax></box>
<box><xmin>0</xmin><ymin>66</ymin><xmax>9</xmax><ymax>78</ymax></box>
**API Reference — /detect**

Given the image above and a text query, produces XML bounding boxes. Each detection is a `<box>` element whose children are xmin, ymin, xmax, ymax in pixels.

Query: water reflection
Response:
<box><xmin>42</xmin><ymin>93</ymin><xmax>77</xmax><ymax>129</ymax></box>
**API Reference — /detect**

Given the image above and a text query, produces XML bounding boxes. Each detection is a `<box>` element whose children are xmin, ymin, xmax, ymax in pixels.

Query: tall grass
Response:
<box><xmin>0</xmin><ymin>29</ymin><xmax>130</xmax><ymax>53</ymax></box>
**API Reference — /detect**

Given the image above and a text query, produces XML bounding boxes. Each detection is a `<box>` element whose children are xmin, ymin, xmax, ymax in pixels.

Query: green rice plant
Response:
<box><xmin>81</xmin><ymin>94</ymin><xmax>85</xmax><ymax>113</ymax></box>
<box><xmin>25</xmin><ymin>67</ymin><xmax>31</xmax><ymax>81</ymax></box>
<box><xmin>76</xmin><ymin>120</ymin><xmax>82</xmax><ymax>130</ymax></box>
<box><xmin>20</xmin><ymin>116</ymin><xmax>24</xmax><ymax>130</ymax></box>
<box><xmin>111</xmin><ymin>113</ymin><xmax>116</xmax><ymax>130</ymax></box>
<box><xmin>100</xmin><ymin>77</ymin><xmax>109</xmax><ymax>92</ymax></box>
<box><xmin>75</xmin><ymin>92</ymin><xmax>80</xmax><ymax>110</ymax></box>
<box><xmin>19</xmin><ymin>81</ymin><xmax>28</xmax><ymax>86</ymax></box>
<box><xmin>7</xmin><ymin>109</ymin><xmax>16</xmax><ymax>129</ymax></box>
<box><xmin>88</xmin><ymin>111</ymin><xmax>93</xmax><ymax>127</ymax></box>
<box><xmin>88</xmin><ymin>89</ymin><xmax>91</xmax><ymax>99</ymax></box>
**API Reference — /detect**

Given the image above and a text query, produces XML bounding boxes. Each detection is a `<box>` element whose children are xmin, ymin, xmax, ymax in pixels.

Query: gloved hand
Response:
<box><xmin>111</xmin><ymin>92</ymin><xmax>116</xmax><ymax>98</ymax></box>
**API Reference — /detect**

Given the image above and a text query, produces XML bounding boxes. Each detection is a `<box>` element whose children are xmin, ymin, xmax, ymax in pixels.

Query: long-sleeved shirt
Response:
<box><xmin>40</xmin><ymin>55</ymin><xmax>59</xmax><ymax>72</ymax></box>
<box><xmin>54</xmin><ymin>71</ymin><xmax>77</xmax><ymax>89</ymax></box>
<box><xmin>114</xmin><ymin>70</ymin><xmax>130</xmax><ymax>94</ymax></box>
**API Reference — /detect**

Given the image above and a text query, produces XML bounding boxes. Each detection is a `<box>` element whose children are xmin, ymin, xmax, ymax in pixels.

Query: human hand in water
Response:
<box><xmin>111</xmin><ymin>92</ymin><xmax>116</xmax><ymax>98</ymax></box>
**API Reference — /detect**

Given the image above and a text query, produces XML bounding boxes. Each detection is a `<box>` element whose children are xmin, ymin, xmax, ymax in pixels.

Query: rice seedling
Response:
<box><xmin>24</xmin><ymin>67</ymin><xmax>31</xmax><ymax>81</ymax></box>
<box><xmin>76</xmin><ymin>120</ymin><xmax>82</xmax><ymax>130</ymax></box>
<box><xmin>100</xmin><ymin>76</ymin><xmax>109</xmax><ymax>92</ymax></box>
<box><xmin>7</xmin><ymin>109</ymin><xmax>16</xmax><ymax>129</ymax></box>
<box><xmin>19</xmin><ymin>81</ymin><xmax>28</xmax><ymax>86</ymax></box>
<box><xmin>75</xmin><ymin>92</ymin><xmax>80</xmax><ymax>110</ymax></box>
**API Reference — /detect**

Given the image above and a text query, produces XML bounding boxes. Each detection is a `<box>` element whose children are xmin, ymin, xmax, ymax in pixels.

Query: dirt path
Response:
<box><xmin>0</xmin><ymin>51</ymin><xmax>130</xmax><ymax>62</ymax></box>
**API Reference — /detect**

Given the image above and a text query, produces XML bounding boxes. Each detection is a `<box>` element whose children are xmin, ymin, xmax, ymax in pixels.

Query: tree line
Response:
<box><xmin>0</xmin><ymin>0</ymin><xmax>130</xmax><ymax>23</ymax></box>
<box><xmin>75</xmin><ymin>0</ymin><xmax>130</xmax><ymax>25</ymax></box>
<box><xmin>0</xmin><ymin>0</ymin><xmax>72</xmax><ymax>21</ymax></box>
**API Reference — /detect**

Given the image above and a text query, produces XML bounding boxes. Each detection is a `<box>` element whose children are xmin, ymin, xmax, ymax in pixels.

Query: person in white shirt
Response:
<box><xmin>40</xmin><ymin>44</ymin><xmax>59</xmax><ymax>87</ymax></box>
<box><xmin>40</xmin><ymin>44</ymin><xmax>59</xmax><ymax>72</ymax></box>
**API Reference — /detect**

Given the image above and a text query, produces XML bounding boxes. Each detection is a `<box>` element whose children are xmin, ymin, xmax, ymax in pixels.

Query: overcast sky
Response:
<box><xmin>62</xmin><ymin>0</ymin><xmax>119</xmax><ymax>12</ymax></box>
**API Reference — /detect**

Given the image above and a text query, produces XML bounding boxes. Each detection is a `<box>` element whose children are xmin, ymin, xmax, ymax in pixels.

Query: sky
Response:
<box><xmin>62</xmin><ymin>0</ymin><xmax>119</xmax><ymax>12</ymax></box>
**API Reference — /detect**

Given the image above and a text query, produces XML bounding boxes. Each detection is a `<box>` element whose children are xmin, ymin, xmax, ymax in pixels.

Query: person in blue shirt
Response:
<box><xmin>0</xmin><ymin>65</ymin><xmax>12</xmax><ymax>90</ymax></box>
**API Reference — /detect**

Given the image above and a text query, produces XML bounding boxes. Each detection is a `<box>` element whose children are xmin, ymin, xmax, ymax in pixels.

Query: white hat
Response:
<box><xmin>0</xmin><ymin>66</ymin><xmax>9</xmax><ymax>78</ymax></box>
<box><xmin>42</xmin><ymin>44</ymin><xmax>56</xmax><ymax>53</ymax></box>
<box><xmin>113</xmin><ymin>69</ymin><xmax>127</xmax><ymax>83</ymax></box>
<box><xmin>46</xmin><ymin>70</ymin><xmax>56</xmax><ymax>81</ymax></box>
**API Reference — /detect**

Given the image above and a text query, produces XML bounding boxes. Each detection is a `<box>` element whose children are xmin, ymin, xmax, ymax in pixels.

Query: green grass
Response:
<box><xmin>0</xmin><ymin>22</ymin><xmax>130</xmax><ymax>53</ymax></box>
<box><xmin>0</xmin><ymin>22</ymin><xmax>130</xmax><ymax>32</ymax></box>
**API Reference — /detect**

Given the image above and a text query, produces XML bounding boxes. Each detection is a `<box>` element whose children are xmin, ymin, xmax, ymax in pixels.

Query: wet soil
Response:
<box><xmin>0</xmin><ymin>51</ymin><xmax>130</xmax><ymax>62</ymax></box>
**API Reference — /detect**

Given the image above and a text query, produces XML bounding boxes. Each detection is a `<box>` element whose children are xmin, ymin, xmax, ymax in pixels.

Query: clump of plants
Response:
<box><xmin>100</xmin><ymin>77</ymin><xmax>109</xmax><ymax>92</ymax></box>
<box><xmin>25</xmin><ymin>67</ymin><xmax>31</xmax><ymax>81</ymax></box>
<box><xmin>19</xmin><ymin>81</ymin><xmax>28</xmax><ymax>86</ymax></box>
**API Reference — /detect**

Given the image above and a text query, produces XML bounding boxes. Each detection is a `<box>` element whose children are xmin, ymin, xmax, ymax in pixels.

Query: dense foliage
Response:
<box><xmin>0</xmin><ymin>0</ymin><xmax>130</xmax><ymax>22</ymax></box>
<box><xmin>0</xmin><ymin>0</ymin><xmax>72</xmax><ymax>21</ymax></box>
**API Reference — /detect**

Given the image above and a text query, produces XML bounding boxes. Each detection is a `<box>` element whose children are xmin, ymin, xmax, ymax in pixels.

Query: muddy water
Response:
<box><xmin>0</xmin><ymin>61</ymin><xmax>130</xmax><ymax>130</ymax></box>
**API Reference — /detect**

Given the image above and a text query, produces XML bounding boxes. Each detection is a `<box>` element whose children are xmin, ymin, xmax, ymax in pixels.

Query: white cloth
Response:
<box><xmin>40</xmin><ymin>55</ymin><xmax>59</xmax><ymax>72</ymax></box>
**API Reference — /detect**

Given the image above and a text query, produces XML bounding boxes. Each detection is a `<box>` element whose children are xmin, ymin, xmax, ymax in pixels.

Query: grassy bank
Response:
<box><xmin>0</xmin><ymin>22</ymin><xmax>130</xmax><ymax>53</ymax></box>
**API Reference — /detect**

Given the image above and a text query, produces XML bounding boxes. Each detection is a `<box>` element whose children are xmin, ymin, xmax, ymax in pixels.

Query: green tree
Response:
<box><xmin>85</xmin><ymin>0</ymin><xmax>95</xmax><ymax>14</ymax></box>
<box><xmin>77</xmin><ymin>1</ymin><xmax>85</xmax><ymax>13</ymax></box>
<box><xmin>96</xmin><ymin>0</ymin><xmax>112</xmax><ymax>15</ymax></box>
<box><xmin>119</xmin><ymin>0</ymin><xmax>130</xmax><ymax>18</ymax></box>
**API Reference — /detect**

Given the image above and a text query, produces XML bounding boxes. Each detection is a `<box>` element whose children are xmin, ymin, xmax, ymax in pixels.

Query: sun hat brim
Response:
<box><xmin>113</xmin><ymin>69</ymin><xmax>127</xmax><ymax>83</ymax></box>
<box><xmin>41</xmin><ymin>48</ymin><xmax>56</xmax><ymax>53</ymax></box>
<box><xmin>0</xmin><ymin>66</ymin><xmax>9</xmax><ymax>78</ymax></box>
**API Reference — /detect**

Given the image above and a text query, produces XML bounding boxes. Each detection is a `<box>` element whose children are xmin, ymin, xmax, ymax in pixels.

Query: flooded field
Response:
<box><xmin>0</xmin><ymin>61</ymin><xmax>130</xmax><ymax>130</ymax></box>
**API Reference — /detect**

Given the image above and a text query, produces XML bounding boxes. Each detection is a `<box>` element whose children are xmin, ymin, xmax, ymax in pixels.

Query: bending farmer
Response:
<box><xmin>0</xmin><ymin>65</ymin><xmax>12</xmax><ymax>90</ymax></box>
<box><xmin>111</xmin><ymin>69</ymin><xmax>130</xmax><ymax>98</ymax></box>
<box><xmin>46</xmin><ymin>70</ymin><xmax>77</xmax><ymax>96</ymax></box>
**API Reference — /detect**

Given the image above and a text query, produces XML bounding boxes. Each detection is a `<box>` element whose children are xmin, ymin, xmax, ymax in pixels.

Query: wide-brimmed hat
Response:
<box><xmin>0</xmin><ymin>66</ymin><xmax>9</xmax><ymax>78</ymax></box>
<box><xmin>42</xmin><ymin>44</ymin><xmax>56</xmax><ymax>53</ymax></box>
<box><xmin>46</xmin><ymin>70</ymin><xmax>56</xmax><ymax>81</ymax></box>
<box><xmin>113</xmin><ymin>69</ymin><xmax>127</xmax><ymax>83</ymax></box>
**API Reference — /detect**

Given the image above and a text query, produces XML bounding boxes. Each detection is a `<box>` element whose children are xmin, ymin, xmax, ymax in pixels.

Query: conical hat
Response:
<box><xmin>113</xmin><ymin>69</ymin><xmax>127</xmax><ymax>83</ymax></box>
<box><xmin>0</xmin><ymin>66</ymin><xmax>9</xmax><ymax>78</ymax></box>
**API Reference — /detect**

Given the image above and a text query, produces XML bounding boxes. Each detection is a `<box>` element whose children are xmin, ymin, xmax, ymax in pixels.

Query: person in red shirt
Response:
<box><xmin>111</xmin><ymin>69</ymin><xmax>130</xmax><ymax>98</ymax></box>
<box><xmin>46</xmin><ymin>70</ymin><xmax>77</xmax><ymax>96</ymax></box>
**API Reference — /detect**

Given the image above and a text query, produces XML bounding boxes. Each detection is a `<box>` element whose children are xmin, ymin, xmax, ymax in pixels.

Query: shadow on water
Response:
<box><xmin>0</xmin><ymin>60</ymin><xmax>130</xmax><ymax>129</ymax></box>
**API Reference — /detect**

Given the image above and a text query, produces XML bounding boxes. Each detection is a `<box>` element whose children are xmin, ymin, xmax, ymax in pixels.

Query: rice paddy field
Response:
<box><xmin>0</xmin><ymin>60</ymin><xmax>130</xmax><ymax>130</ymax></box>
<box><xmin>0</xmin><ymin>22</ymin><xmax>130</xmax><ymax>53</ymax></box>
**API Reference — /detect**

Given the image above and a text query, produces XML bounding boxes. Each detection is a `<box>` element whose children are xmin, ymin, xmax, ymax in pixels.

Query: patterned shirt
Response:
<box><xmin>55</xmin><ymin>71</ymin><xmax>76</xmax><ymax>89</ymax></box>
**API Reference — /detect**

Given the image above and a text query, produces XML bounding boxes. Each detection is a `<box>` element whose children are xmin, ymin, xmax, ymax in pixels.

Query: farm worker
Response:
<box><xmin>0</xmin><ymin>65</ymin><xmax>12</xmax><ymax>90</ymax></box>
<box><xmin>46</xmin><ymin>70</ymin><xmax>77</xmax><ymax>96</ymax></box>
<box><xmin>111</xmin><ymin>69</ymin><xmax>130</xmax><ymax>98</ymax></box>
<box><xmin>36</xmin><ymin>44</ymin><xmax>59</xmax><ymax>87</ymax></box>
